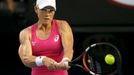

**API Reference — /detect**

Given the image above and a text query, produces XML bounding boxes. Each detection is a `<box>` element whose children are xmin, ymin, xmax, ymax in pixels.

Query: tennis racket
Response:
<box><xmin>69</xmin><ymin>42</ymin><xmax>122</xmax><ymax>75</ymax></box>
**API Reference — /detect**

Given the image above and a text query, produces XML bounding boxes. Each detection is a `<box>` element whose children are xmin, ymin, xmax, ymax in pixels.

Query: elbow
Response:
<box><xmin>23</xmin><ymin>62</ymin><xmax>31</xmax><ymax>68</ymax></box>
<box><xmin>22</xmin><ymin>58</ymin><xmax>32</xmax><ymax>68</ymax></box>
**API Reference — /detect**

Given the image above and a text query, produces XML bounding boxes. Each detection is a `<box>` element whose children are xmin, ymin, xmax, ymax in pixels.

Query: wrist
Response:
<box><xmin>62</xmin><ymin>57</ymin><xmax>71</xmax><ymax>62</ymax></box>
<box><xmin>35</xmin><ymin>56</ymin><xmax>46</xmax><ymax>66</ymax></box>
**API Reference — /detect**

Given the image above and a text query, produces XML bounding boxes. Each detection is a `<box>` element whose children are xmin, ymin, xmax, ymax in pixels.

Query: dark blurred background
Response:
<box><xmin>0</xmin><ymin>0</ymin><xmax>134</xmax><ymax>75</ymax></box>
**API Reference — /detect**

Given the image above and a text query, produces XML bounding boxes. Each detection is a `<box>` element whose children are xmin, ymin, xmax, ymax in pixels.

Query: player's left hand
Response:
<box><xmin>56</xmin><ymin>61</ymin><xmax>69</xmax><ymax>70</ymax></box>
<box><xmin>55</xmin><ymin>58</ymin><xmax>70</xmax><ymax>70</ymax></box>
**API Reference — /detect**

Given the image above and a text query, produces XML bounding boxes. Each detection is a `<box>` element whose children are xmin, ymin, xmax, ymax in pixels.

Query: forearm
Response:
<box><xmin>63</xmin><ymin>48</ymin><xmax>74</xmax><ymax>61</ymax></box>
<box><xmin>56</xmin><ymin>49</ymin><xmax>74</xmax><ymax>70</ymax></box>
<box><xmin>22</xmin><ymin>55</ymin><xmax>37</xmax><ymax>68</ymax></box>
<box><xmin>18</xmin><ymin>45</ymin><xmax>37</xmax><ymax>68</ymax></box>
<box><xmin>23</xmin><ymin>55</ymin><xmax>58</xmax><ymax>71</ymax></box>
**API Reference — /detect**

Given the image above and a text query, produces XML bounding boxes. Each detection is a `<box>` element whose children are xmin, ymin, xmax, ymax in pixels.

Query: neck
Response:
<box><xmin>36</xmin><ymin>21</ymin><xmax>52</xmax><ymax>32</ymax></box>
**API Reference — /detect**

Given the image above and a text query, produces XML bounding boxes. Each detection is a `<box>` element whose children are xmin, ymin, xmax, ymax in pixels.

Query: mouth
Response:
<box><xmin>44</xmin><ymin>18</ymin><xmax>50</xmax><ymax>20</ymax></box>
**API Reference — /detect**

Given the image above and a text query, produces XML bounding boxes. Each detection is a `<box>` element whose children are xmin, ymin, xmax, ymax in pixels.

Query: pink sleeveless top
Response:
<box><xmin>31</xmin><ymin>20</ymin><xmax>68</xmax><ymax>75</ymax></box>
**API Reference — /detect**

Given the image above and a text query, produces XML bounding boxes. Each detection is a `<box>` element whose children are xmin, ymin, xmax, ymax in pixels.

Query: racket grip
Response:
<box><xmin>68</xmin><ymin>62</ymin><xmax>80</xmax><ymax>69</ymax></box>
<box><xmin>68</xmin><ymin>62</ymin><xmax>73</xmax><ymax>69</ymax></box>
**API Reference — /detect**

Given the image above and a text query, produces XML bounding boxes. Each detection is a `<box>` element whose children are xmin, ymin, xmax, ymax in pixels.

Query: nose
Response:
<box><xmin>41</xmin><ymin>10</ymin><xmax>51</xmax><ymax>17</ymax></box>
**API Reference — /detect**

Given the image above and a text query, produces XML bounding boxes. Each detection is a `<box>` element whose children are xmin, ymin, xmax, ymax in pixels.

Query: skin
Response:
<box><xmin>18</xmin><ymin>5</ymin><xmax>74</xmax><ymax>71</ymax></box>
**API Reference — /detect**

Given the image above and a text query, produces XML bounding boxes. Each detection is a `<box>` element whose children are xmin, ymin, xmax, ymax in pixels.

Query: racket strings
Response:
<box><xmin>70</xmin><ymin>42</ymin><xmax>121</xmax><ymax>75</ymax></box>
<box><xmin>85</xmin><ymin>54</ymin><xmax>102</xmax><ymax>74</ymax></box>
<box><xmin>86</xmin><ymin>43</ymin><xmax>121</xmax><ymax>75</ymax></box>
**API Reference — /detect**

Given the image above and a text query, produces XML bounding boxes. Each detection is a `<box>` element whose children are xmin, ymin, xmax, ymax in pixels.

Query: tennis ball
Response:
<box><xmin>87</xmin><ymin>59</ymin><xmax>90</xmax><ymax>63</ymax></box>
<box><xmin>105</xmin><ymin>54</ymin><xmax>115</xmax><ymax>65</ymax></box>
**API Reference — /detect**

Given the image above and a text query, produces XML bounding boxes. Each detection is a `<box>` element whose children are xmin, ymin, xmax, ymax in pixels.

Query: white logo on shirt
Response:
<box><xmin>32</xmin><ymin>41</ymin><xmax>36</xmax><ymax>46</ymax></box>
<box><xmin>54</xmin><ymin>35</ymin><xmax>59</xmax><ymax>42</ymax></box>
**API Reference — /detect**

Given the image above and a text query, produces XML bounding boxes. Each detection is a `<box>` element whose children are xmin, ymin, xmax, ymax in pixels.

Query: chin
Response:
<box><xmin>43</xmin><ymin>21</ymin><xmax>50</xmax><ymax>25</ymax></box>
<box><xmin>40</xmin><ymin>19</ymin><xmax>52</xmax><ymax>25</ymax></box>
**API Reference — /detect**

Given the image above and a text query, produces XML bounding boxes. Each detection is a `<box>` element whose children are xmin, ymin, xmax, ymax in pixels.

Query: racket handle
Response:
<box><xmin>68</xmin><ymin>62</ymin><xmax>73</xmax><ymax>66</ymax></box>
<box><xmin>68</xmin><ymin>62</ymin><xmax>73</xmax><ymax>69</ymax></box>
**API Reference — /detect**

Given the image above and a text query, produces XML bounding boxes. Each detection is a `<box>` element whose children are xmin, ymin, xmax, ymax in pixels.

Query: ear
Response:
<box><xmin>34</xmin><ymin>5</ymin><xmax>38</xmax><ymax>14</ymax></box>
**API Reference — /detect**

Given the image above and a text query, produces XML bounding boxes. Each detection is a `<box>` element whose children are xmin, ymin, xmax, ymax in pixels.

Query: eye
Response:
<box><xmin>50</xmin><ymin>9</ymin><xmax>55</xmax><ymax>12</ymax></box>
<box><xmin>41</xmin><ymin>9</ymin><xmax>54</xmax><ymax>12</ymax></box>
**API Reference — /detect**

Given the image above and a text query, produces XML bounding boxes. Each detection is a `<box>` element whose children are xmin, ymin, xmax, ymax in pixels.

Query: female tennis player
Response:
<box><xmin>18</xmin><ymin>0</ymin><xmax>74</xmax><ymax>75</ymax></box>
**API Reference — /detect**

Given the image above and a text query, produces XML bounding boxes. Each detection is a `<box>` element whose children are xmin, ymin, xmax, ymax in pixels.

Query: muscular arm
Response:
<box><xmin>18</xmin><ymin>29</ymin><xmax>36</xmax><ymax>68</ymax></box>
<box><xmin>18</xmin><ymin>28</ymin><xmax>58</xmax><ymax>70</ymax></box>
<box><xmin>59</xmin><ymin>20</ymin><xmax>74</xmax><ymax>61</ymax></box>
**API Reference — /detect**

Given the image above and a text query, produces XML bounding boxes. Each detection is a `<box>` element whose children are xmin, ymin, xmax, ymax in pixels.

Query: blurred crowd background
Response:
<box><xmin>0</xmin><ymin>0</ymin><xmax>134</xmax><ymax>75</ymax></box>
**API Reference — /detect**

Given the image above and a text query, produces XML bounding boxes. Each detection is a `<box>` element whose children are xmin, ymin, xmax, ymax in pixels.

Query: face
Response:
<box><xmin>35</xmin><ymin>6</ymin><xmax>55</xmax><ymax>25</ymax></box>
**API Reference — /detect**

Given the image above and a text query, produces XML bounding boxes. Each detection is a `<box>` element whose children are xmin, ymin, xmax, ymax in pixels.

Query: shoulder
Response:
<box><xmin>56</xmin><ymin>20</ymin><xmax>70</xmax><ymax>26</ymax></box>
<box><xmin>54</xmin><ymin>19</ymin><xmax>73</xmax><ymax>36</ymax></box>
<box><xmin>19</xmin><ymin>26</ymin><xmax>32</xmax><ymax>37</ymax></box>
<box><xmin>56</xmin><ymin>20</ymin><xmax>72</xmax><ymax>31</ymax></box>
<box><xmin>19</xmin><ymin>26</ymin><xmax>32</xmax><ymax>42</ymax></box>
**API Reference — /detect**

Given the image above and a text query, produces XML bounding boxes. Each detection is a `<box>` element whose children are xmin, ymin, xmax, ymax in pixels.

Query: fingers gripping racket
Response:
<box><xmin>69</xmin><ymin>42</ymin><xmax>122</xmax><ymax>75</ymax></box>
